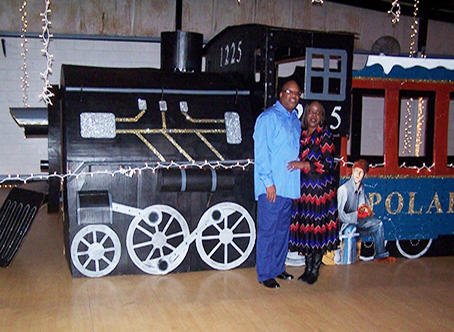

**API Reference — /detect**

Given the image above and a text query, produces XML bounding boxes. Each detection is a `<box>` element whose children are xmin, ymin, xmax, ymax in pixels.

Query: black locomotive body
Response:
<box><xmin>44</xmin><ymin>24</ymin><xmax>354</xmax><ymax>277</ymax></box>
<box><xmin>52</xmin><ymin>65</ymin><xmax>256</xmax><ymax>277</ymax></box>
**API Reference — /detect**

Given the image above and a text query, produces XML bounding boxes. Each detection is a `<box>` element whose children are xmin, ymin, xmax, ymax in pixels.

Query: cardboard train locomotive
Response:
<box><xmin>10</xmin><ymin>24</ymin><xmax>354</xmax><ymax>277</ymax></box>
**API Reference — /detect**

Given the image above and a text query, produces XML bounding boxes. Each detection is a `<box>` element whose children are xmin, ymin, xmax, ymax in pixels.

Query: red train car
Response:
<box><xmin>340</xmin><ymin>55</ymin><xmax>454</xmax><ymax>258</ymax></box>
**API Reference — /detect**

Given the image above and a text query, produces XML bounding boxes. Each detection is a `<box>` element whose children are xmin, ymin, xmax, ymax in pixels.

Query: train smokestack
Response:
<box><xmin>160</xmin><ymin>30</ymin><xmax>203</xmax><ymax>73</ymax></box>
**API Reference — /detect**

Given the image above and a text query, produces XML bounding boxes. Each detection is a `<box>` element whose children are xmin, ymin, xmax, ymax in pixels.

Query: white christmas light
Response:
<box><xmin>388</xmin><ymin>0</ymin><xmax>401</xmax><ymax>24</ymax></box>
<box><xmin>335</xmin><ymin>157</ymin><xmax>385</xmax><ymax>169</ymax></box>
<box><xmin>414</xmin><ymin>97</ymin><xmax>425</xmax><ymax>156</ymax></box>
<box><xmin>402</xmin><ymin>98</ymin><xmax>414</xmax><ymax>155</ymax></box>
<box><xmin>409</xmin><ymin>0</ymin><xmax>420</xmax><ymax>57</ymax></box>
<box><xmin>337</xmin><ymin>157</ymin><xmax>436</xmax><ymax>172</ymax></box>
<box><xmin>19</xmin><ymin>1</ymin><xmax>30</xmax><ymax>108</ymax></box>
<box><xmin>38</xmin><ymin>0</ymin><xmax>54</xmax><ymax>105</ymax></box>
<box><xmin>399</xmin><ymin>162</ymin><xmax>433</xmax><ymax>173</ymax></box>
<box><xmin>0</xmin><ymin>157</ymin><xmax>446</xmax><ymax>189</ymax></box>
<box><xmin>0</xmin><ymin>160</ymin><xmax>254</xmax><ymax>186</ymax></box>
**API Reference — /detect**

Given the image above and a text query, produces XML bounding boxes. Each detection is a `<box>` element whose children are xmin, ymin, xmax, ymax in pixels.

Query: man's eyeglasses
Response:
<box><xmin>282</xmin><ymin>89</ymin><xmax>302</xmax><ymax>98</ymax></box>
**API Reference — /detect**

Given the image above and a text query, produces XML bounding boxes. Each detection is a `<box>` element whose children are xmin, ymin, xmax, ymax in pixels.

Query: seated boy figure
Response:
<box><xmin>337</xmin><ymin>159</ymin><xmax>396</xmax><ymax>263</ymax></box>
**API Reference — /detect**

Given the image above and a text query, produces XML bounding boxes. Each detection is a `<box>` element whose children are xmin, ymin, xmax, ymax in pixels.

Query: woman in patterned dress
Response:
<box><xmin>287</xmin><ymin>101</ymin><xmax>339</xmax><ymax>284</ymax></box>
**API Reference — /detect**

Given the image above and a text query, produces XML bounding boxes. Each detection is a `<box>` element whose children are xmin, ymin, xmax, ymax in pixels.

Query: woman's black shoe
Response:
<box><xmin>305</xmin><ymin>252</ymin><xmax>323</xmax><ymax>285</ymax></box>
<box><xmin>298</xmin><ymin>254</ymin><xmax>313</xmax><ymax>282</ymax></box>
<box><xmin>298</xmin><ymin>271</ymin><xmax>310</xmax><ymax>282</ymax></box>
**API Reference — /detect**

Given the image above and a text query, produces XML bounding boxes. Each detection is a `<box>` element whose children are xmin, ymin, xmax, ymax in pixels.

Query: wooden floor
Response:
<box><xmin>1</xmin><ymin>189</ymin><xmax>454</xmax><ymax>332</ymax></box>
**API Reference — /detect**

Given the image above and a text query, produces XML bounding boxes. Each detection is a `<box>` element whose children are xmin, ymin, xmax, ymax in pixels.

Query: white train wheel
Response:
<box><xmin>70</xmin><ymin>225</ymin><xmax>121</xmax><ymax>278</ymax></box>
<box><xmin>196</xmin><ymin>202</ymin><xmax>256</xmax><ymax>270</ymax></box>
<box><xmin>396</xmin><ymin>239</ymin><xmax>432</xmax><ymax>259</ymax></box>
<box><xmin>126</xmin><ymin>205</ymin><xmax>189</xmax><ymax>275</ymax></box>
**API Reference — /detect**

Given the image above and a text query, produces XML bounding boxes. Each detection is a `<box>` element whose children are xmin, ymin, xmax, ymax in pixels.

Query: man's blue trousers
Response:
<box><xmin>256</xmin><ymin>194</ymin><xmax>292</xmax><ymax>282</ymax></box>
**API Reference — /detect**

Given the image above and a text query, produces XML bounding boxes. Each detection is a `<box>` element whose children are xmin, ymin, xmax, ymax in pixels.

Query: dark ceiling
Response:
<box><xmin>327</xmin><ymin>0</ymin><xmax>454</xmax><ymax>24</ymax></box>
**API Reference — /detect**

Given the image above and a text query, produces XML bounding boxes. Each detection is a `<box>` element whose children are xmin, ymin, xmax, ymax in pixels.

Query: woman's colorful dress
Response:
<box><xmin>289</xmin><ymin>125</ymin><xmax>339</xmax><ymax>254</ymax></box>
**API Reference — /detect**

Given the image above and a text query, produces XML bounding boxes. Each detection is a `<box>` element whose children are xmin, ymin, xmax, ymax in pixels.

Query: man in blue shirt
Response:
<box><xmin>337</xmin><ymin>159</ymin><xmax>396</xmax><ymax>263</ymax></box>
<box><xmin>253</xmin><ymin>80</ymin><xmax>302</xmax><ymax>288</ymax></box>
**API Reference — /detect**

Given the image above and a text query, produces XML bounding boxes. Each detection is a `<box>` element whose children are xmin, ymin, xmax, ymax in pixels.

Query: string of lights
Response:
<box><xmin>414</xmin><ymin>97</ymin><xmax>425</xmax><ymax>156</ymax></box>
<box><xmin>336</xmin><ymin>157</ymin><xmax>438</xmax><ymax>173</ymax></box>
<box><xmin>402</xmin><ymin>98</ymin><xmax>414</xmax><ymax>155</ymax></box>
<box><xmin>399</xmin><ymin>162</ymin><xmax>434</xmax><ymax>173</ymax></box>
<box><xmin>38</xmin><ymin>0</ymin><xmax>55</xmax><ymax>105</ymax></box>
<box><xmin>335</xmin><ymin>157</ymin><xmax>385</xmax><ymax>169</ymax></box>
<box><xmin>1</xmin><ymin>158</ymin><xmax>449</xmax><ymax>188</ymax></box>
<box><xmin>402</xmin><ymin>97</ymin><xmax>426</xmax><ymax>157</ymax></box>
<box><xmin>388</xmin><ymin>0</ymin><xmax>401</xmax><ymax>24</ymax></box>
<box><xmin>408</xmin><ymin>0</ymin><xmax>420</xmax><ymax>57</ymax></box>
<box><xmin>237</xmin><ymin>0</ymin><xmax>324</xmax><ymax>7</ymax></box>
<box><xmin>19</xmin><ymin>0</ymin><xmax>30</xmax><ymax>108</ymax></box>
<box><xmin>0</xmin><ymin>160</ymin><xmax>255</xmax><ymax>186</ymax></box>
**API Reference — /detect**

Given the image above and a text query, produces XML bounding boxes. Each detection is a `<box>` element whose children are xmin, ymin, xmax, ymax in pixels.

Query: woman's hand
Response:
<box><xmin>287</xmin><ymin>161</ymin><xmax>310</xmax><ymax>171</ymax></box>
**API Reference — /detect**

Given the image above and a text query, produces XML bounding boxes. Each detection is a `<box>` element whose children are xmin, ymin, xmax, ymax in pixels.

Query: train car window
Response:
<box><xmin>304</xmin><ymin>48</ymin><xmax>347</xmax><ymax>102</ymax></box>
<box><xmin>329</xmin><ymin>54</ymin><xmax>342</xmax><ymax>73</ymax></box>
<box><xmin>311</xmin><ymin>77</ymin><xmax>324</xmax><ymax>93</ymax></box>
<box><xmin>276</xmin><ymin>58</ymin><xmax>305</xmax><ymax>107</ymax></box>
<box><xmin>448</xmin><ymin>94</ymin><xmax>454</xmax><ymax>165</ymax></box>
<box><xmin>398</xmin><ymin>91</ymin><xmax>435</xmax><ymax>167</ymax></box>
<box><xmin>349</xmin><ymin>89</ymin><xmax>385</xmax><ymax>165</ymax></box>
<box><xmin>277</xmin><ymin>58</ymin><xmax>305</xmax><ymax>79</ymax></box>
<box><xmin>310</xmin><ymin>53</ymin><xmax>324</xmax><ymax>72</ymax></box>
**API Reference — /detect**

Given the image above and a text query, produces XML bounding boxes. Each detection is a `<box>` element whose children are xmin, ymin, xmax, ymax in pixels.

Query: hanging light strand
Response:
<box><xmin>336</xmin><ymin>157</ymin><xmax>385</xmax><ymax>169</ymax></box>
<box><xmin>388</xmin><ymin>0</ymin><xmax>401</xmax><ymax>24</ymax></box>
<box><xmin>409</xmin><ymin>0</ymin><xmax>420</xmax><ymax>57</ymax></box>
<box><xmin>399</xmin><ymin>162</ymin><xmax>434</xmax><ymax>173</ymax></box>
<box><xmin>1</xmin><ymin>157</ymin><xmax>445</xmax><ymax>188</ymax></box>
<box><xmin>38</xmin><ymin>0</ymin><xmax>54</xmax><ymax>105</ymax></box>
<box><xmin>0</xmin><ymin>159</ymin><xmax>255</xmax><ymax>186</ymax></box>
<box><xmin>414</xmin><ymin>97</ymin><xmax>425</xmax><ymax>156</ymax></box>
<box><xmin>402</xmin><ymin>98</ymin><xmax>414</xmax><ymax>155</ymax></box>
<box><xmin>19</xmin><ymin>1</ymin><xmax>30</xmax><ymax>108</ymax></box>
<box><xmin>337</xmin><ymin>157</ymin><xmax>436</xmax><ymax>173</ymax></box>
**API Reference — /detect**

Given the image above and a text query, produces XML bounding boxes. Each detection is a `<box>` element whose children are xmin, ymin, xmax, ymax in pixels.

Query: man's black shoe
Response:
<box><xmin>262</xmin><ymin>278</ymin><xmax>280</xmax><ymax>288</ymax></box>
<box><xmin>277</xmin><ymin>271</ymin><xmax>294</xmax><ymax>280</ymax></box>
